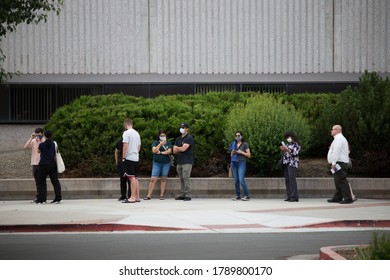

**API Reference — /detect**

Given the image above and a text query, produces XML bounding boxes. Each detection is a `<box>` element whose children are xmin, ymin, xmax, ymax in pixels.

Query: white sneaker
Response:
<box><xmin>241</xmin><ymin>196</ymin><xmax>250</xmax><ymax>201</ymax></box>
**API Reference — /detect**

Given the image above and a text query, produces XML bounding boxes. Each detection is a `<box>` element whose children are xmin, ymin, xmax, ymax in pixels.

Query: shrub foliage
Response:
<box><xmin>44</xmin><ymin>72</ymin><xmax>390</xmax><ymax>177</ymax></box>
<box><xmin>223</xmin><ymin>95</ymin><xmax>312</xmax><ymax>175</ymax></box>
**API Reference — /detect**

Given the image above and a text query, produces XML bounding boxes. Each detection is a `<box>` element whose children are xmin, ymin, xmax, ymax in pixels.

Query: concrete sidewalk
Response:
<box><xmin>1</xmin><ymin>198</ymin><xmax>389</xmax><ymax>233</ymax></box>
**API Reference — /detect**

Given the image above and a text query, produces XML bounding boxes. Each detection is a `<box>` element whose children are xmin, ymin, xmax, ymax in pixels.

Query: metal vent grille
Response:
<box><xmin>9</xmin><ymin>85</ymin><xmax>102</xmax><ymax>121</ymax></box>
<box><xmin>242</xmin><ymin>84</ymin><xmax>286</xmax><ymax>94</ymax></box>
<box><xmin>196</xmin><ymin>84</ymin><xmax>239</xmax><ymax>94</ymax></box>
<box><xmin>10</xmin><ymin>86</ymin><xmax>55</xmax><ymax>121</ymax></box>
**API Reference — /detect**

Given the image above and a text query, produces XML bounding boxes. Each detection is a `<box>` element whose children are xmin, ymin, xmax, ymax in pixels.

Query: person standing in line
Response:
<box><xmin>173</xmin><ymin>123</ymin><xmax>194</xmax><ymax>201</ymax></box>
<box><xmin>327</xmin><ymin>125</ymin><xmax>353</xmax><ymax>204</ymax></box>
<box><xmin>144</xmin><ymin>130</ymin><xmax>172</xmax><ymax>200</ymax></box>
<box><xmin>24</xmin><ymin>128</ymin><xmax>46</xmax><ymax>193</ymax></box>
<box><xmin>115</xmin><ymin>139</ymin><xmax>130</xmax><ymax>201</ymax></box>
<box><xmin>35</xmin><ymin>130</ymin><xmax>62</xmax><ymax>204</ymax></box>
<box><xmin>280</xmin><ymin>131</ymin><xmax>301</xmax><ymax>202</ymax></box>
<box><xmin>229</xmin><ymin>131</ymin><xmax>251</xmax><ymax>201</ymax></box>
<box><xmin>122</xmin><ymin>119</ymin><xmax>141</xmax><ymax>203</ymax></box>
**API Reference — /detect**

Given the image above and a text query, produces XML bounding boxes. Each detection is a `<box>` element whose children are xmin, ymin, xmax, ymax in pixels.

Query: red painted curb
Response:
<box><xmin>0</xmin><ymin>224</ymin><xmax>190</xmax><ymax>233</ymax></box>
<box><xmin>283</xmin><ymin>220</ymin><xmax>390</xmax><ymax>229</ymax></box>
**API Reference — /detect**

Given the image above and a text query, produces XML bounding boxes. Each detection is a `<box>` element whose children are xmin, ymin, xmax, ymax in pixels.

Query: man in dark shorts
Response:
<box><xmin>121</xmin><ymin>119</ymin><xmax>141</xmax><ymax>203</ymax></box>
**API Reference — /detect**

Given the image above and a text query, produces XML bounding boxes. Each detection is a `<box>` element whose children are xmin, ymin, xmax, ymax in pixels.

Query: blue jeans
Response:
<box><xmin>231</xmin><ymin>161</ymin><xmax>249</xmax><ymax>197</ymax></box>
<box><xmin>151</xmin><ymin>161</ymin><xmax>171</xmax><ymax>177</ymax></box>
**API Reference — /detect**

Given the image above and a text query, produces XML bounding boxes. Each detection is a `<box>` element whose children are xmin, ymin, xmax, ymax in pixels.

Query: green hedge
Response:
<box><xmin>44</xmin><ymin>72</ymin><xmax>390</xmax><ymax>177</ymax></box>
<box><xmin>45</xmin><ymin>92</ymin><xmax>255</xmax><ymax>177</ymax></box>
<box><xmin>223</xmin><ymin>95</ymin><xmax>312</xmax><ymax>175</ymax></box>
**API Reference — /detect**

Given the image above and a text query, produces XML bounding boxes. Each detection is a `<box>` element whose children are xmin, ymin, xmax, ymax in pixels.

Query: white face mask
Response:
<box><xmin>159</xmin><ymin>136</ymin><xmax>166</xmax><ymax>141</ymax></box>
<box><xmin>180</xmin><ymin>128</ymin><xmax>186</xmax><ymax>134</ymax></box>
<box><xmin>287</xmin><ymin>137</ymin><xmax>293</xmax><ymax>143</ymax></box>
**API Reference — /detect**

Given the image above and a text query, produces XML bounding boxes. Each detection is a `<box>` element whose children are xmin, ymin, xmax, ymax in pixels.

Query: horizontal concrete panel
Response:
<box><xmin>1</xmin><ymin>178</ymin><xmax>389</xmax><ymax>200</ymax></box>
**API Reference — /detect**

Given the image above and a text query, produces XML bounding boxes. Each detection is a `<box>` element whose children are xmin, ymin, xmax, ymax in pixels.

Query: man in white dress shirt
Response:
<box><xmin>327</xmin><ymin>125</ymin><xmax>353</xmax><ymax>204</ymax></box>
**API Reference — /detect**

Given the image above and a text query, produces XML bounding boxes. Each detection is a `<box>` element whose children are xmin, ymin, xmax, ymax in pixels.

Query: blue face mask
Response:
<box><xmin>37</xmin><ymin>135</ymin><xmax>43</xmax><ymax>140</ymax></box>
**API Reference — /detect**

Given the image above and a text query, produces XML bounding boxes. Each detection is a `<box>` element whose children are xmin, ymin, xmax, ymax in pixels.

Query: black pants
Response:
<box><xmin>36</xmin><ymin>162</ymin><xmax>62</xmax><ymax>202</ymax></box>
<box><xmin>284</xmin><ymin>165</ymin><xmax>299</xmax><ymax>200</ymax></box>
<box><xmin>117</xmin><ymin>163</ymin><xmax>130</xmax><ymax>198</ymax></box>
<box><xmin>332</xmin><ymin>162</ymin><xmax>352</xmax><ymax>201</ymax></box>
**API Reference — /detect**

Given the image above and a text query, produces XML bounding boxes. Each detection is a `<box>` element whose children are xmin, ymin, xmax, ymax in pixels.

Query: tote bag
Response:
<box><xmin>54</xmin><ymin>141</ymin><xmax>65</xmax><ymax>173</ymax></box>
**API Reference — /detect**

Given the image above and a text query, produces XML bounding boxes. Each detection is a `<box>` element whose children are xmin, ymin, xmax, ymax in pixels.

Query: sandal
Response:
<box><xmin>160</xmin><ymin>195</ymin><xmax>165</xmax><ymax>200</ymax></box>
<box><xmin>143</xmin><ymin>196</ymin><xmax>151</xmax><ymax>200</ymax></box>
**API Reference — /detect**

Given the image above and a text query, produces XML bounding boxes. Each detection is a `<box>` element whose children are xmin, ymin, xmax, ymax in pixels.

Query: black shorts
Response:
<box><xmin>122</xmin><ymin>160</ymin><xmax>139</xmax><ymax>178</ymax></box>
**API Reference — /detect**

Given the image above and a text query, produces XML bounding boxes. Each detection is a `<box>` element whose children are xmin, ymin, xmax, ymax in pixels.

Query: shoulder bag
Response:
<box><xmin>54</xmin><ymin>141</ymin><xmax>66</xmax><ymax>173</ymax></box>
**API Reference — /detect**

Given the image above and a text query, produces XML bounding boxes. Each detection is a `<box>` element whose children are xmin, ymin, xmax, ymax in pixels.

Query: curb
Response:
<box><xmin>319</xmin><ymin>244</ymin><xmax>369</xmax><ymax>260</ymax></box>
<box><xmin>0</xmin><ymin>224</ymin><xmax>191</xmax><ymax>233</ymax></box>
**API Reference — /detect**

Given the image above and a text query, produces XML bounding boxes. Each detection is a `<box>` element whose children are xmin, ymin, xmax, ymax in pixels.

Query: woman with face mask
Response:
<box><xmin>280</xmin><ymin>131</ymin><xmax>301</xmax><ymax>202</ymax></box>
<box><xmin>229</xmin><ymin>131</ymin><xmax>251</xmax><ymax>201</ymax></box>
<box><xmin>144</xmin><ymin>130</ymin><xmax>173</xmax><ymax>200</ymax></box>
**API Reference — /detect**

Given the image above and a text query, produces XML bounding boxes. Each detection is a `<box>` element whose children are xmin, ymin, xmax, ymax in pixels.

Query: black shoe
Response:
<box><xmin>284</xmin><ymin>198</ymin><xmax>291</xmax><ymax>201</ymax></box>
<box><xmin>327</xmin><ymin>198</ymin><xmax>342</xmax><ymax>203</ymax></box>
<box><xmin>183</xmin><ymin>197</ymin><xmax>192</xmax><ymax>201</ymax></box>
<box><xmin>118</xmin><ymin>196</ymin><xmax>126</xmax><ymax>201</ymax></box>
<box><xmin>175</xmin><ymin>196</ymin><xmax>185</xmax><ymax>200</ymax></box>
<box><xmin>289</xmin><ymin>199</ymin><xmax>299</xmax><ymax>202</ymax></box>
<box><xmin>143</xmin><ymin>196</ymin><xmax>151</xmax><ymax>200</ymax></box>
<box><xmin>50</xmin><ymin>199</ymin><xmax>61</xmax><ymax>204</ymax></box>
<box><xmin>122</xmin><ymin>199</ymin><xmax>135</xmax><ymax>203</ymax></box>
<box><xmin>33</xmin><ymin>200</ymin><xmax>46</xmax><ymax>204</ymax></box>
<box><xmin>339</xmin><ymin>200</ymin><xmax>353</xmax><ymax>204</ymax></box>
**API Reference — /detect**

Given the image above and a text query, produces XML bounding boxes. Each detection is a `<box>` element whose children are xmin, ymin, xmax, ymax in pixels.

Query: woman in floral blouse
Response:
<box><xmin>280</xmin><ymin>131</ymin><xmax>301</xmax><ymax>202</ymax></box>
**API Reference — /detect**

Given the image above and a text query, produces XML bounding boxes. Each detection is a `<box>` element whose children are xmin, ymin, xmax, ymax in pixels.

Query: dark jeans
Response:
<box><xmin>332</xmin><ymin>162</ymin><xmax>352</xmax><ymax>201</ymax></box>
<box><xmin>284</xmin><ymin>165</ymin><xmax>299</xmax><ymax>200</ymax></box>
<box><xmin>36</xmin><ymin>162</ymin><xmax>62</xmax><ymax>202</ymax></box>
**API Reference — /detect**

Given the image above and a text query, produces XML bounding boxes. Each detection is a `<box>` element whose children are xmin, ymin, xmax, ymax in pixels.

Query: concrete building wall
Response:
<box><xmin>1</xmin><ymin>0</ymin><xmax>389</xmax><ymax>76</ymax></box>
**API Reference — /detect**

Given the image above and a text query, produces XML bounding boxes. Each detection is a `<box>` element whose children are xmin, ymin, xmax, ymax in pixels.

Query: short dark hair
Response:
<box><xmin>156</xmin><ymin>130</ymin><xmax>167</xmax><ymax>140</ymax></box>
<box><xmin>35</xmin><ymin>128</ymin><xmax>43</xmax><ymax>134</ymax></box>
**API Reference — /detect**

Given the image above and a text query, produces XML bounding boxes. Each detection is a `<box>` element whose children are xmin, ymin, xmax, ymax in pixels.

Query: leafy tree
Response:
<box><xmin>0</xmin><ymin>0</ymin><xmax>63</xmax><ymax>83</ymax></box>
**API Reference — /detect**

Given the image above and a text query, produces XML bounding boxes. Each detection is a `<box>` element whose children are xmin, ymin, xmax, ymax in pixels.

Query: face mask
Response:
<box><xmin>37</xmin><ymin>135</ymin><xmax>43</xmax><ymax>140</ymax></box>
<box><xmin>180</xmin><ymin>128</ymin><xmax>186</xmax><ymax>134</ymax></box>
<box><xmin>159</xmin><ymin>136</ymin><xmax>166</xmax><ymax>141</ymax></box>
<box><xmin>287</xmin><ymin>137</ymin><xmax>293</xmax><ymax>143</ymax></box>
<box><xmin>235</xmin><ymin>136</ymin><xmax>242</xmax><ymax>141</ymax></box>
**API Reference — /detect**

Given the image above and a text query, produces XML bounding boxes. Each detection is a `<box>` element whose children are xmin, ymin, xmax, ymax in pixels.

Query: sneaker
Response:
<box><xmin>35</xmin><ymin>201</ymin><xmax>46</xmax><ymax>204</ymax></box>
<box><xmin>175</xmin><ymin>196</ymin><xmax>185</xmax><ymax>200</ymax></box>
<box><xmin>232</xmin><ymin>196</ymin><xmax>241</xmax><ymax>201</ymax></box>
<box><xmin>241</xmin><ymin>196</ymin><xmax>250</xmax><ymax>201</ymax></box>
<box><xmin>50</xmin><ymin>199</ymin><xmax>61</xmax><ymax>204</ymax></box>
<box><xmin>183</xmin><ymin>197</ymin><xmax>192</xmax><ymax>201</ymax></box>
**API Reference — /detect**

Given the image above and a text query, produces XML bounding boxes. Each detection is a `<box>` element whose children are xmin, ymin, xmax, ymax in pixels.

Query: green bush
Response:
<box><xmin>44</xmin><ymin>92</ymin><xmax>255</xmax><ymax>177</ymax></box>
<box><xmin>223</xmin><ymin>95</ymin><xmax>312</xmax><ymax>175</ymax></box>
<box><xmin>356</xmin><ymin>232</ymin><xmax>390</xmax><ymax>260</ymax></box>
<box><xmin>323</xmin><ymin>72</ymin><xmax>390</xmax><ymax>175</ymax></box>
<box><xmin>275</xmin><ymin>93</ymin><xmax>339</xmax><ymax>157</ymax></box>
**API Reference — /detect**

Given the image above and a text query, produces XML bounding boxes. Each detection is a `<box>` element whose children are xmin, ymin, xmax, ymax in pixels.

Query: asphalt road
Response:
<box><xmin>1</xmin><ymin>230</ymin><xmax>387</xmax><ymax>260</ymax></box>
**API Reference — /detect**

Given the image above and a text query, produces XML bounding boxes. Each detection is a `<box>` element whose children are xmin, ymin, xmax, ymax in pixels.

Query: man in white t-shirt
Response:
<box><xmin>122</xmin><ymin>119</ymin><xmax>141</xmax><ymax>203</ymax></box>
